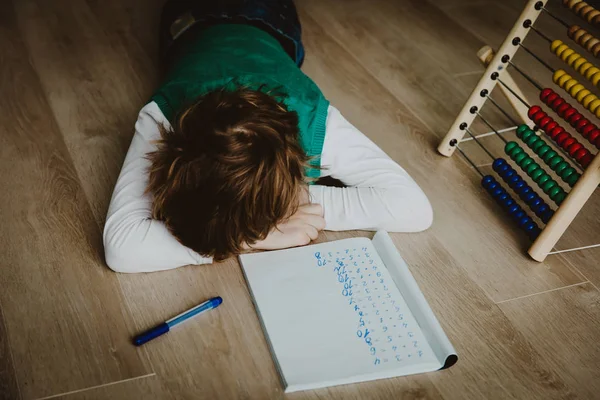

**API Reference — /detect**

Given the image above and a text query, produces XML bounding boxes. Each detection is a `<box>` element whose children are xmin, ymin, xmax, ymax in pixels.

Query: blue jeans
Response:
<box><xmin>160</xmin><ymin>0</ymin><xmax>304</xmax><ymax>67</ymax></box>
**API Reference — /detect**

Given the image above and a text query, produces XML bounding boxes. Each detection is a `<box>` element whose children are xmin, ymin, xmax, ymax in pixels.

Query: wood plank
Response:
<box><xmin>556</xmin><ymin>247</ymin><xmax>600</xmax><ymax>288</ymax></box>
<box><xmin>498</xmin><ymin>283</ymin><xmax>600</xmax><ymax>399</ymax></box>
<box><xmin>52</xmin><ymin>375</ymin><xmax>167</xmax><ymax>400</ymax></box>
<box><xmin>298</xmin><ymin>7</ymin><xmax>584</xmax><ymax>303</ymax></box>
<box><xmin>0</xmin><ymin>1</ymin><xmax>150</xmax><ymax>398</ymax></box>
<box><xmin>0</xmin><ymin>305</ymin><xmax>20</xmax><ymax>400</ymax></box>
<box><xmin>13</xmin><ymin>0</ymin><xmax>158</xmax><ymax>227</ymax></box>
<box><xmin>298</xmin><ymin>0</ymin><xmax>485</xmax><ymax>137</ymax></box>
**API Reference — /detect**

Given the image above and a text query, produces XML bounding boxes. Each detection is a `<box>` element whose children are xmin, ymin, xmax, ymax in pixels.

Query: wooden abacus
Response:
<box><xmin>438</xmin><ymin>0</ymin><xmax>600</xmax><ymax>262</ymax></box>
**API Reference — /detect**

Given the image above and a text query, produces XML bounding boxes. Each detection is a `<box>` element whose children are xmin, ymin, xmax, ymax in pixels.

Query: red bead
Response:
<box><xmin>551</xmin><ymin>97</ymin><xmax>565</xmax><ymax>109</ymax></box>
<box><xmin>595</xmin><ymin>136</ymin><xmax>600</xmax><ymax>149</ymax></box>
<box><xmin>589</xmin><ymin>129</ymin><xmax>600</xmax><ymax>142</ymax></box>
<box><xmin>580</xmin><ymin>152</ymin><xmax>593</xmax><ymax>168</ymax></box>
<box><xmin>539</xmin><ymin>116</ymin><xmax>552</xmax><ymax>129</ymax></box>
<box><xmin>528</xmin><ymin>105</ymin><xmax>542</xmax><ymax>119</ymax></box>
<box><xmin>563</xmin><ymin>107</ymin><xmax>577</xmax><ymax>121</ymax></box>
<box><xmin>550</xmin><ymin>126</ymin><xmax>564</xmax><ymax>138</ymax></box>
<box><xmin>576</xmin><ymin>118</ymin><xmax>590</xmax><ymax>132</ymax></box>
<box><xmin>568</xmin><ymin>142</ymin><xmax>583</xmax><ymax>156</ymax></box>
<box><xmin>533</xmin><ymin>111</ymin><xmax>546</xmax><ymax>125</ymax></box>
<box><xmin>556</xmin><ymin>132</ymin><xmax>571</xmax><ymax>145</ymax></box>
<box><xmin>574</xmin><ymin>148</ymin><xmax>589</xmax><ymax>161</ymax></box>
<box><xmin>540</xmin><ymin>88</ymin><xmax>553</xmax><ymax>101</ymax></box>
<box><xmin>545</xmin><ymin>121</ymin><xmax>558</xmax><ymax>132</ymax></box>
<box><xmin>557</xmin><ymin>103</ymin><xmax>571</xmax><ymax>116</ymax></box>
<box><xmin>569</xmin><ymin>112</ymin><xmax>583</xmax><ymax>125</ymax></box>
<box><xmin>562</xmin><ymin>137</ymin><xmax>576</xmax><ymax>150</ymax></box>
<box><xmin>582</xmin><ymin>125</ymin><xmax>596</xmax><ymax>138</ymax></box>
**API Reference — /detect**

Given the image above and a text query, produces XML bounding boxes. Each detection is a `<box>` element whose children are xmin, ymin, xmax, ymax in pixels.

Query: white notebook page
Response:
<box><xmin>240</xmin><ymin>235</ymin><xmax>444</xmax><ymax>392</ymax></box>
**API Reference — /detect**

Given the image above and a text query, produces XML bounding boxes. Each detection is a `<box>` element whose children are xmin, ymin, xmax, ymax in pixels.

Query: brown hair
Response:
<box><xmin>146</xmin><ymin>88</ymin><xmax>309</xmax><ymax>260</ymax></box>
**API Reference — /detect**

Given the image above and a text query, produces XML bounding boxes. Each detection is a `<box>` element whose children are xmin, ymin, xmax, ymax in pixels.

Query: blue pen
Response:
<box><xmin>133</xmin><ymin>296</ymin><xmax>223</xmax><ymax>346</ymax></box>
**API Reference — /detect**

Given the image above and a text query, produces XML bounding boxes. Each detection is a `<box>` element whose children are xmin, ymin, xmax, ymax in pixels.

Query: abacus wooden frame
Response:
<box><xmin>438</xmin><ymin>0</ymin><xmax>600</xmax><ymax>262</ymax></box>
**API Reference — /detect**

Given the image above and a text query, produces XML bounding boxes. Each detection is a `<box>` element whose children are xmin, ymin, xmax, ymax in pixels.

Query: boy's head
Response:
<box><xmin>146</xmin><ymin>88</ymin><xmax>308</xmax><ymax>260</ymax></box>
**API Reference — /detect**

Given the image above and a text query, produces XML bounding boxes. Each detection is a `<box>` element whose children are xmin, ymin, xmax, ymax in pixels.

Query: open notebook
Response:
<box><xmin>239</xmin><ymin>231</ymin><xmax>457</xmax><ymax>393</ymax></box>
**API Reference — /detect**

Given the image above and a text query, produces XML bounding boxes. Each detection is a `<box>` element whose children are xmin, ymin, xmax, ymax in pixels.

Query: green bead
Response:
<box><xmin>521</xmin><ymin>129</ymin><xmax>535</xmax><ymax>142</ymax></box>
<box><xmin>543</xmin><ymin>179</ymin><xmax>558</xmax><ymax>193</ymax></box>
<box><xmin>521</xmin><ymin>157</ymin><xmax>535</xmax><ymax>169</ymax></box>
<box><xmin>531</xmin><ymin>139</ymin><xmax>545</xmax><ymax>153</ymax></box>
<box><xmin>543</xmin><ymin>150</ymin><xmax>558</xmax><ymax>163</ymax></box>
<box><xmin>548</xmin><ymin>155</ymin><xmax>563</xmax><ymax>169</ymax></box>
<box><xmin>562</xmin><ymin>167</ymin><xmax>574</xmax><ymax>180</ymax></box>
<box><xmin>567</xmin><ymin>173</ymin><xmax>580</xmax><ymax>186</ymax></box>
<box><xmin>516</xmin><ymin>125</ymin><xmax>529</xmax><ymax>138</ymax></box>
<box><xmin>554</xmin><ymin>191</ymin><xmax>566</xmax><ymax>205</ymax></box>
<box><xmin>531</xmin><ymin>168</ymin><xmax>545</xmax><ymax>181</ymax></box>
<box><xmin>537</xmin><ymin>173</ymin><xmax>550</xmax><ymax>185</ymax></box>
<box><xmin>555</xmin><ymin>160</ymin><xmax>569</xmax><ymax>175</ymax></box>
<box><xmin>526</xmin><ymin>135</ymin><xmax>539</xmax><ymax>147</ymax></box>
<box><xmin>527</xmin><ymin>162</ymin><xmax>540</xmax><ymax>175</ymax></box>
<box><xmin>514</xmin><ymin>152</ymin><xmax>528</xmax><ymax>164</ymax></box>
<box><xmin>505</xmin><ymin>141</ymin><xmax>518</xmax><ymax>154</ymax></box>
<box><xmin>537</xmin><ymin>144</ymin><xmax>551</xmax><ymax>158</ymax></box>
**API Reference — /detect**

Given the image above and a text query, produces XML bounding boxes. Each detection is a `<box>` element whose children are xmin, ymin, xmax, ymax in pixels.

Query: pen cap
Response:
<box><xmin>133</xmin><ymin>322</ymin><xmax>169</xmax><ymax>346</ymax></box>
<box><xmin>211</xmin><ymin>296</ymin><xmax>223</xmax><ymax>307</ymax></box>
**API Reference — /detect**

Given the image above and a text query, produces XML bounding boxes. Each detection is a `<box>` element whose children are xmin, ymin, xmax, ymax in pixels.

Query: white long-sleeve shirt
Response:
<box><xmin>103</xmin><ymin>102</ymin><xmax>432</xmax><ymax>273</ymax></box>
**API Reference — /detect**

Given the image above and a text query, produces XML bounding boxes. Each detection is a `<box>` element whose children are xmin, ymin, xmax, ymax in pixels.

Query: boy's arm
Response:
<box><xmin>309</xmin><ymin>105</ymin><xmax>433</xmax><ymax>232</ymax></box>
<box><xmin>103</xmin><ymin>102</ymin><xmax>212</xmax><ymax>273</ymax></box>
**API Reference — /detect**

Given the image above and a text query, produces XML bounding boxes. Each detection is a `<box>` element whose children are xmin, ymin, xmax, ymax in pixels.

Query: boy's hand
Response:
<box><xmin>248</xmin><ymin>204</ymin><xmax>325</xmax><ymax>251</ymax></box>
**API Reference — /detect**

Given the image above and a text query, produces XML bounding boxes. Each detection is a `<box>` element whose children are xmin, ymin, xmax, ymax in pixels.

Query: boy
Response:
<box><xmin>103</xmin><ymin>0</ymin><xmax>433</xmax><ymax>273</ymax></box>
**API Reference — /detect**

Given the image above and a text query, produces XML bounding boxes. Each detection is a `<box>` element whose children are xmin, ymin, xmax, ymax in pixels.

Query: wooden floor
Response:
<box><xmin>1</xmin><ymin>0</ymin><xmax>599</xmax><ymax>399</ymax></box>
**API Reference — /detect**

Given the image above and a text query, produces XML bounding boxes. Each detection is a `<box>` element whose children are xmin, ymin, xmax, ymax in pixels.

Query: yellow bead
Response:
<box><xmin>566</xmin><ymin>80</ymin><xmax>580</xmax><ymax>92</ymax></box>
<box><xmin>561</xmin><ymin>47</ymin><xmax>575</xmax><ymax>60</ymax></box>
<box><xmin>567</xmin><ymin>53</ymin><xmax>580</xmax><ymax>66</ymax></box>
<box><xmin>572</xmin><ymin>83</ymin><xmax>586</xmax><ymax>96</ymax></box>
<box><xmin>551</xmin><ymin>40</ymin><xmax>563</xmax><ymax>52</ymax></box>
<box><xmin>573</xmin><ymin>57</ymin><xmax>587</xmax><ymax>70</ymax></box>
<box><xmin>585</xmin><ymin>66</ymin><xmax>600</xmax><ymax>79</ymax></box>
<box><xmin>553</xmin><ymin>69</ymin><xmax>567</xmax><ymax>83</ymax></box>
<box><xmin>592</xmin><ymin>73</ymin><xmax>600</xmax><ymax>86</ymax></box>
<box><xmin>579</xmin><ymin>61</ymin><xmax>591</xmax><ymax>74</ymax></box>
<box><xmin>584</xmin><ymin>95</ymin><xmax>598</xmax><ymax>108</ymax></box>
<box><xmin>559</xmin><ymin>74</ymin><xmax>572</xmax><ymax>87</ymax></box>
<box><xmin>587</xmin><ymin>98</ymin><xmax>600</xmax><ymax>111</ymax></box>
<box><xmin>576</xmin><ymin>88</ymin><xmax>591</xmax><ymax>102</ymax></box>
<box><xmin>595</xmin><ymin>106</ymin><xmax>600</xmax><ymax>118</ymax></box>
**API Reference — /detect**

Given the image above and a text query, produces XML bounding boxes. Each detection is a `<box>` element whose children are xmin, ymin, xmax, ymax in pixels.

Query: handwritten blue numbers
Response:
<box><xmin>314</xmin><ymin>245</ymin><xmax>423</xmax><ymax>365</ymax></box>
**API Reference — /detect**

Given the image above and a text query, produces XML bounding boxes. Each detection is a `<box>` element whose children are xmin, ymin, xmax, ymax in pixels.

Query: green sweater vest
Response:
<box><xmin>152</xmin><ymin>24</ymin><xmax>330</xmax><ymax>178</ymax></box>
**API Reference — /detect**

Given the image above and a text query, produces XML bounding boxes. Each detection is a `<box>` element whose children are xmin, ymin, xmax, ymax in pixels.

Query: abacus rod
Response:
<box><xmin>518</xmin><ymin>42</ymin><xmax>556</xmax><ymax>73</ymax></box>
<box><xmin>475</xmin><ymin>112</ymin><xmax>509</xmax><ymax>144</ymax></box>
<box><xmin>465</xmin><ymin>127</ymin><xmax>496</xmax><ymax>160</ymax></box>
<box><xmin>486</xmin><ymin>94</ymin><xmax>521</xmax><ymax>126</ymax></box>
<box><xmin>456</xmin><ymin>146</ymin><xmax>485</xmax><ymax>177</ymax></box>
<box><xmin>528</xmin><ymin>24</ymin><xmax>553</xmax><ymax>43</ymax></box>
<box><xmin>541</xmin><ymin>7</ymin><xmax>571</xmax><ymax>29</ymax></box>
<box><xmin>497</xmin><ymin>78</ymin><xmax>532</xmax><ymax>108</ymax></box>
<box><xmin>508</xmin><ymin>60</ymin><xmax>544</xmax><ymax>91</ymax></box>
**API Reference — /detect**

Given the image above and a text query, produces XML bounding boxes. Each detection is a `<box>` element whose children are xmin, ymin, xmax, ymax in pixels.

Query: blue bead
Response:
<box><xmin>530</xmin><ymin>198</ymin><xmax>541</xmax><ymax>208</ymax></box>
<box><xmin>519</xmin><ymin>216</ymin><xmax>532</xmax><ymax>228</ymax></box>
<box><xmin>525</xmin><ymin>192</ymin><xmax>536</xmax><ymax>203</ymax></box>
<box><xmin>514</xmin><ymin>180</ymin><xmax>525</xmax><ymax>191</ymax></box>
<box><xmin>492</xmin><ymin>188</ymin><xmax>503</xmax><ymax>198</ymax></box>
<box><xmin>492</xmin><ymin>159</ymin><xmax>505</xmax><ymax>170</ymax></box>
<box><xmin>515</xmin><ymin>210</ymin><xmax>525</xmax><ymax>220</ymax></box>
<box><xmin>508</xmin><ymin>204</ymin><xmax>520</xmax><ymax>214</ymax></box>
<box><xmin>509</xmin><ymin>175</ymin><xmax>520</xmax><ymax>187</ymax></box>
<box><xmin>505</xmin><ymin>169</ymin><xmax>515</xmax><ymax>179</ymax></box>
<box><xmin>482</xmin><ymin>175</ymin><xmax>494</xmax><ymax>188</ymax></box>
